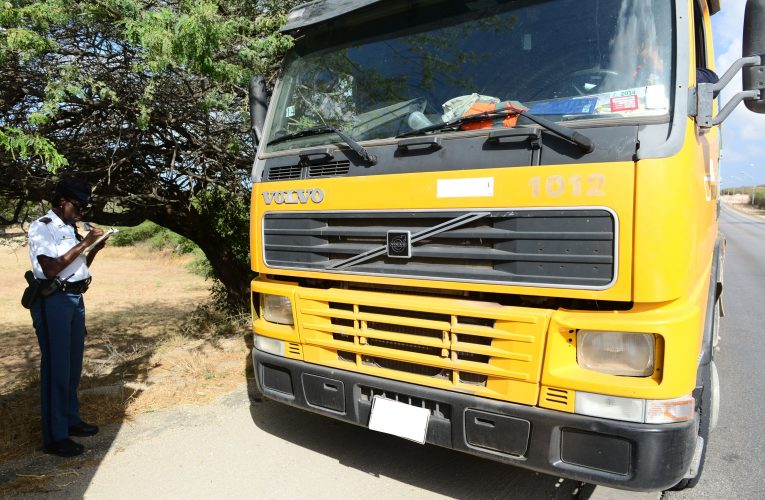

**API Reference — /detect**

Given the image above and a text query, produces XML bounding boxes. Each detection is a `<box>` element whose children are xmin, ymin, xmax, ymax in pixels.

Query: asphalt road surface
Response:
<box><xmin>3</xmin><ymin>205</ymin><xmax>762</xmax><ymax>500</ymax></box>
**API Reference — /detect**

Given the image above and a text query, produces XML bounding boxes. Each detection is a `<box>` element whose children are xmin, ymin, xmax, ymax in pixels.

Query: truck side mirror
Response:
<box><xmin>694</xmin><ymin>0</ymin><xmax>765</xmax><ymax>127</ymax></box>
<box><xmin>249</xmin><ymin>75</ymin><xmax>269</xmax><ymax>147</ymax></box>
<box><xmin>743</xmin><ymin>0</ymin><xmax>765</xmax><ymax>113</ymax></box>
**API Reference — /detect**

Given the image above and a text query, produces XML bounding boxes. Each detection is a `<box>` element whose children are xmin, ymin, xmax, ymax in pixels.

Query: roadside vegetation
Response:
<box><xmin>721</xmin><ymin>186</ymin><xmax>765</xmax><ymax>209</ymax></box>
<box><xmin>110</xmin><ymin>221</ymin><xmax>209</xmax><ymax>276</ymax></box>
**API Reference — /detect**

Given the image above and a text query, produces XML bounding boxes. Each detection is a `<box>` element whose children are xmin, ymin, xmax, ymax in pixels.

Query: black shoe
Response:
<box><xmin>44</xmin><ymin>438</ymin><xmax>84</xmax><ymax>457</ymax></box>
<box><xmin>69</xmin><ymin>421</ymin><xmax>99</xmax><ymax>437</ymax></box>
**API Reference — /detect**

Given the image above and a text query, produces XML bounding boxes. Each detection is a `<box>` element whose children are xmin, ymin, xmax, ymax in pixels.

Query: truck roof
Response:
<box><xmin>280</xmin><ymin>0</ymin><xmax>383</xmax><ymax>33</ymax></box>
<box><xmin>281</xmin><ymin>0</ymin><xmax>720</xmax><ymax>33</ymax></box>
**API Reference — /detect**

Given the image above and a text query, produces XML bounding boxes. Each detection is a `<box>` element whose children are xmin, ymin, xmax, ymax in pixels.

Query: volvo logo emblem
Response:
<box><xmin>262</xmin><ymin>188</ymin><xmax>324</xmax><ymax>205</ymax></box>
<box><xmin>387</xmin><ymin>231</ymin><xmax>411</xmax><ymax>258</ymax></box>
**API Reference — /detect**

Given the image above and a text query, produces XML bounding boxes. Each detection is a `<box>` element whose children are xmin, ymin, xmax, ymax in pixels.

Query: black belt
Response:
<box><xmin>59</xmin><ymin>278</ymin><xmax>90</xmax><ymax>294</ymax></box>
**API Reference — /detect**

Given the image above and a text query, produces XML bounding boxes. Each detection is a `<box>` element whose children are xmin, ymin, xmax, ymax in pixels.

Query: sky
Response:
<box><xmin>711</xmin><ymin>0</ymin><xmax>765</xmax><ymax>188</ymax></box>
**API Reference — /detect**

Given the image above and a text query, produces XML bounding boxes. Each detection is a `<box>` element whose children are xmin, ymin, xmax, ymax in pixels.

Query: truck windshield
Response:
<box><xmin>265</xmin><ymin>0</ymin><xmax>673</xmax><ymax>153</ymax></box>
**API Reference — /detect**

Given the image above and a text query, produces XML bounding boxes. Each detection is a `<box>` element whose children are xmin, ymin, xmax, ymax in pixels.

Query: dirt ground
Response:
<box><xmin>0</xmin><ymin>227</ymin><xmax>252</xmax><ymax>470</ymax></box>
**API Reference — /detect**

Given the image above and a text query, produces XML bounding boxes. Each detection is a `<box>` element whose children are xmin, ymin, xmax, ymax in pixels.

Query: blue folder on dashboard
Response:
<box><xmin>529</xmin><ymin>97</ymin><xmax>598</xmax><ymax>115</ymax></box>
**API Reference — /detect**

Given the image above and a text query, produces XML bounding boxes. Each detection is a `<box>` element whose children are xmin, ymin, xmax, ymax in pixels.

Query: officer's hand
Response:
<box><xmin>83</xmin><ymin>228</ymin><xmax>105</xmax><ymax>247</ymax></box>
<box><xmin>91</xmin><ymin>239</ymin><xmax>107</xmax><ymax>253</ymax></box>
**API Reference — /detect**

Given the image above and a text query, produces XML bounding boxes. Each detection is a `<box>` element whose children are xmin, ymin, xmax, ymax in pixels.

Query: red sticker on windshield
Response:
<box><xmin>610</xmin><ymin>95</ymin><xmax>639</xmax><ymax>112</ymax></box>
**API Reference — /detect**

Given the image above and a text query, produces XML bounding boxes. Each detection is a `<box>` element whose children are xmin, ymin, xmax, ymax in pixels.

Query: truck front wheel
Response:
<box><xmin>668</xmin><ymin>358</ymin><xmax>718</xmax><ymax>491</ymax></box>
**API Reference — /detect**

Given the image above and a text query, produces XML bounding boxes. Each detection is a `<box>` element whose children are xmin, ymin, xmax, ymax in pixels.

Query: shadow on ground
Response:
<box><xmin>0</xmin><ymin>302</ymin><xmax>199</xmax><ymax>496</ymax></box>
<box><xmin>245</xmin><ymin>373</ymin><xmax>596</xmax><ymax>499</ymax></box>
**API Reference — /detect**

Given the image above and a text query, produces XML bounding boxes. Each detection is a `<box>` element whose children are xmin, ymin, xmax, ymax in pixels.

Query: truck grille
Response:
<box><xmin>267</xmin><ymin>161</ymin><xmax>350</xmax><ymax>181</ymax></box>
<box><xmin>297</xmin><ymin>287</ymin><xmax>551</xmax><ymax>404</ymax></box>
<box><xmin>360</xmin><ymin>386</ymin><xmax>451</xmax><ymax>420</ymax></box>
<box><xmin>263</xmin><ymin>209</ymin><xmax>616</xmax><ymax>289</ymax></box>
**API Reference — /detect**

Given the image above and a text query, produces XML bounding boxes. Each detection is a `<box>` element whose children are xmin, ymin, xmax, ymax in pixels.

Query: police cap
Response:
<box><xmin>55</xmin><ymin>177</ymin><xmax>92</xmax><ymax>204</ymax></box>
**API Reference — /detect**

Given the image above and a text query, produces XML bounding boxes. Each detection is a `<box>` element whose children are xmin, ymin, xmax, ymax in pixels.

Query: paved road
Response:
<box><xmin>4</xmin><ymin>205</ymin><xmax>762</xmax><ymax>499</ymax></box>
<box><xmin>664</xmin><ymin>205</ymin><xmax>765</xmax><ymax>500</ymax></box>
<box><xmin>5</xmin><ymin>387</ymin><xmax>618</xmax><ymax>499</ymax></box>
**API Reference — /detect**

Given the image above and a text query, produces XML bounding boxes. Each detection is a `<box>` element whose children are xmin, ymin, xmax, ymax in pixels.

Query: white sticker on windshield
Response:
<box><xmin>437</xmin><ymin>177</ymin><xmax>494</xmax><ymax>198</ymax></box>
<box><xmin>645</xmin><ymin>85</ymin><xmax>667</xmax><ymax>109</ymax></box>
<box><xmin>286</xmin><ymin>105</ymin><xmax>295</xmax><ymax>118</ymax></box>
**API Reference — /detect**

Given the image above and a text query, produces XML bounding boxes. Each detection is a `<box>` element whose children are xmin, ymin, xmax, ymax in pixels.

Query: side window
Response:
<box><xmin>693</xmin><ymin>0</ymin><xmax>708</xmax><ymax>69</ymax></box>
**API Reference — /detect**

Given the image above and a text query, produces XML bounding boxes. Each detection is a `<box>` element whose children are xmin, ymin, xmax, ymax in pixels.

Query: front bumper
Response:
<box><xmin>252</xmin><ymin>349</ymin><xmax>697</xmax><ymax>492</ymax></box>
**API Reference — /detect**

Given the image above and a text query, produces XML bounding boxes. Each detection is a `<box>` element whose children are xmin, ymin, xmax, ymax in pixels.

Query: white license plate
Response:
<box><xmin>368</xmin><ymin>396</ymin><xmax>430</xmax><ymax>444</ymax></box>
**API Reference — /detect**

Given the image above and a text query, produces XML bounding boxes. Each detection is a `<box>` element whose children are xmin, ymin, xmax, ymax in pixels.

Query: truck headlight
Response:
<box><xmin>262</xmin><ymin>294</ymin><xmax>294</xmax><ymax>325</ymax></box>
<box><xmin>577</xmin><ymin>331</ymin><xmax>655</xmax><ymax>377</ymax></box>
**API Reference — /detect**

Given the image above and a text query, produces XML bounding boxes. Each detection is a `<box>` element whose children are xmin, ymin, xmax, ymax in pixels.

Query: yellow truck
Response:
<box><xmin>248</xmin><ymin>0</ymin><xmax>765</xmax><ymax>491</ymax></box>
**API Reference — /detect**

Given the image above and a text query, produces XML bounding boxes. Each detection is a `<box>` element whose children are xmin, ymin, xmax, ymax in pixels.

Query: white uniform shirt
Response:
<box><xmin>28</xmin><ymin>210</ymin><xmax>90</xmax><ymax>281</ymax></box>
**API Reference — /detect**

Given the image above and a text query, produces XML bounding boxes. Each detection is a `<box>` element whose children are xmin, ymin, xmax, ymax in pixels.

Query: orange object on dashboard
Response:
<box><xmin>460</xmin><ymin>101</ymin><xmax>520</xmax><ymax>130</ymax></box>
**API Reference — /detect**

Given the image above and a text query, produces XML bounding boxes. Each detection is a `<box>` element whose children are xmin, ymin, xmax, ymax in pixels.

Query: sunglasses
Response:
<box><xmin>66</xmin><ymin>198</ymin><xmax>92</xmax><ymax>213</ymax></box>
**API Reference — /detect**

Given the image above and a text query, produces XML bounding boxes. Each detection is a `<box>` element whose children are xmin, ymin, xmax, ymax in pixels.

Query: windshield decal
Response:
<box><xmin>610</xmin><ymin>95</ymin><xmax>640</xmax><ymax>112</ymax></box>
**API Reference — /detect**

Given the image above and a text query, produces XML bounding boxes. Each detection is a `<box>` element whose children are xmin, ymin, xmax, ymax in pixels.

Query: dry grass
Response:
<box><xmin>0</xmin><ymin>457</ymin><xmax>103</xmax><ymax>496</ymax></box>
<box><xmin>2</xmin><ymin>468</ymin><xmax>83</xmax><ymax>495</ymax></box>
<box><xmin>0</xmin><ymin>227</ymin><xmax>252</xmax><ymax>465</ymax></box>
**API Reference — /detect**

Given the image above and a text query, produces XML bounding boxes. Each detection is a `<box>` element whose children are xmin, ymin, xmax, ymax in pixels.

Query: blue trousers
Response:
<box><xmin>30</xmin><ymin>292</ymin><xmax>86</xmax><ymax>445</ymax></box>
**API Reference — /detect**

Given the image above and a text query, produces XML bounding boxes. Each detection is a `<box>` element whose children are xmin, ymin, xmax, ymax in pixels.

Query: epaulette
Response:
<box><xmin>39</xmin><ymin>217</ymin><xmax>52</xmax><ymax>224</ymax></box>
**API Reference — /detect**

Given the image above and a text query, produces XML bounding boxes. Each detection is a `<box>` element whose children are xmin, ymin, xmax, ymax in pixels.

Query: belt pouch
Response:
<box><xmin>21</xmin><ymin>271</ymin><xmax>42</xmax><ymax>309</ymax></box>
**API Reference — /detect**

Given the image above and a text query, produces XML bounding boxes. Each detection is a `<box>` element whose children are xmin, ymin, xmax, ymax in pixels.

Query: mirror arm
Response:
<box><xmin>715</xmin><ymin>55</ymin><xmax>761</xmax><ymax>91</ymax></box>
<box><xmin>694</xmin><ymin>55</ymin><xmax>763</xmax><ymax>128</ymax></box>
<box><xmin>708</xmin><ymin>89</ymin><xmax>760</xmax><ymax>126</ymax></box>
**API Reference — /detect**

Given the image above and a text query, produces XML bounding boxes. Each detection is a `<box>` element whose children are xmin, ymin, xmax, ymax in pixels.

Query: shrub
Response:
<box><xmin>110</xmin><ymin>220</ymin><xmax>209</xmax><ymax>276</ymax></box>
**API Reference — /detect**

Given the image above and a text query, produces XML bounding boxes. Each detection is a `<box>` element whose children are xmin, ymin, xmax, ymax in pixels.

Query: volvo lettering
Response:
<box><xmin>262</xmin><ymin>188</ymin><xmax>324</xmax><ymax>205</ymax></box>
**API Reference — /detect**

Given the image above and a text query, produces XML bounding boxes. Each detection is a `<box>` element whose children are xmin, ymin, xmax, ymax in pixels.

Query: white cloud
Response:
<box><xmin>712</xmin><ymin>0</ymin><xmax>747</xmax><ymax>51</ymax></box>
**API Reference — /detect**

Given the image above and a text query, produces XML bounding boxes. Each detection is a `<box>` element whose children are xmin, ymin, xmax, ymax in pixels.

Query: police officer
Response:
<box><xmin>28</xmin><ymin>178</ymin><xmax>106</xmax><ymax>457</ymax></box>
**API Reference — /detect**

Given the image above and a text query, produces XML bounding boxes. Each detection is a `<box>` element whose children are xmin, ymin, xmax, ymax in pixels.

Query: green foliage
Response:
<box><xmin>752</xmin><ymin>187</ymin><xmax>764</xmax><ymax>210</ymax></box>
<box><xmin>1</xmin><ymin>0</ymin><xmax>295</xmax><ymax>162</ymax></box>
<box><xmin>124</xmin><ymin>0</ymin><xmax>255</xmax><ymax>79</ymax></box>
<box><xmin>110</xmin><ymin>220</ymin><xmax>163</xmax><ymax>246</ymax></box>
<box><xmin>112</xmin><ymin>220</ymin><xmax>196</xmax><ymax>253</ymax></box>
<box><xmin>1</xmin><ymin>0</ymin><xmax>301</xmax><ymax>306</ymax></box>
<box><xmin>0</xmin><ymin>127</ymin><xmax>68</xmax><ymax>170</ymax></box>
<box><xmin>195</xmin><ymin>188</ymin><xmax>249</xmax><ymax>271</ymax></box>
<box><xmin>193</xmin><ymin>187</ymin><xmax>251</xmax><ymax>310</ymax></box>
<box><xmin>0</xmin><ymin>0</ymin><xmax>66</xmax><ymax>62</ymax></box>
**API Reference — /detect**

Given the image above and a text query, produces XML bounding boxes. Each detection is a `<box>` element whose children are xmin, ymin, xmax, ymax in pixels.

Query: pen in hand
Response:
<box><xmin>79</xmin><ymin>222</ymin><xmax>108</xmax><ymax>256</ymax></box>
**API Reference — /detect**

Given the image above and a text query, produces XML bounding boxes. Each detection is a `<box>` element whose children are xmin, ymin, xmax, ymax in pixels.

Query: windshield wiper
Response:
<box><xmin>397</xmin><ymin>106</ymin><xmax>594</xmax><ymax>153</ymax></box>
<box><xmin>268</xmin><ymin>126</ymin><xmax>377</xmax><ymax>164</ymax></box>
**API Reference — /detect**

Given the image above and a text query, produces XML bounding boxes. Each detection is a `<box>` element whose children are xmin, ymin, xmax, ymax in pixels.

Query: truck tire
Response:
<box><xmin>668</xmin><ymin>298</ymin><xmax>721</xmax><ymax>491</ymax></box>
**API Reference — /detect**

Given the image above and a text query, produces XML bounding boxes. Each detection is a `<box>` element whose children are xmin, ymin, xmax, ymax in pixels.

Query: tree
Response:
<box><xmin>0</xmin><ymin>0</ymin><xmax>300</xmax><ymax>306</ymax></box>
